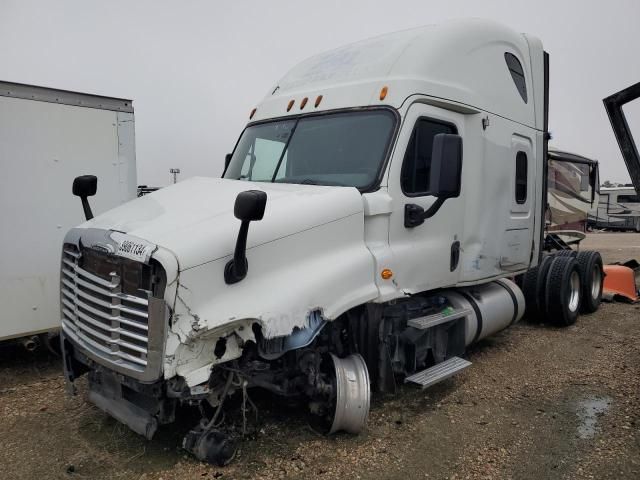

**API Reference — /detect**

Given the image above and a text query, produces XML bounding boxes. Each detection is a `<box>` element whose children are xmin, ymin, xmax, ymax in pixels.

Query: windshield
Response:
<box><xmin>223</xmin><ymin>109</ymin><xmax>396</xmax><ymax>189</ymax></box>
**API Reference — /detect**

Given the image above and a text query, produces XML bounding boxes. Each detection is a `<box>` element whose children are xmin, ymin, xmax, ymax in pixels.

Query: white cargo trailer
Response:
<box><xmin>0</xmin><ymin>81</ymin><xmax>136</xmax><ymax>346</ymax></box>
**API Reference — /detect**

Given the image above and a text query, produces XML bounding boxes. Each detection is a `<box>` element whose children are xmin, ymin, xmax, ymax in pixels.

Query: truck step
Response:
<box><xmin>407</xmin><ymin>307</ymin><xmax>473</xmax><ymax>330</ymax></box>
<box><xmin>404</xmin><ymin>356</ymin><xmax>472</xmax><ymax>388</ymax></box>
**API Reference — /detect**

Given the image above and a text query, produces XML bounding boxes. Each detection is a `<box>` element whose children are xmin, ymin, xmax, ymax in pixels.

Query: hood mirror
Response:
<box><xmin>72</xmin><ymin>175</ymin><xmax>98</xmax><ymax>220</ymax></box>
<box><xmin>224</xmin><ymin>190</ymin><xmax>267</xmax><ymax>284</ymax></box>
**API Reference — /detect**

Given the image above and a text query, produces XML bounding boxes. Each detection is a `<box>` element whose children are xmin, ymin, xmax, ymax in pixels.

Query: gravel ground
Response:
<box><xmin>0</xmin><ymin>233</ymin><xmax>638</xmax><ymax>480</ymax></box>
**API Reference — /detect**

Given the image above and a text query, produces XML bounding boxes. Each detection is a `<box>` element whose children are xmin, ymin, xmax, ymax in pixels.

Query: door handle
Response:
<box><xmin>450</xmin><ymin>241</ymin><xmax>461</xmax><ymax>272</ymax></box>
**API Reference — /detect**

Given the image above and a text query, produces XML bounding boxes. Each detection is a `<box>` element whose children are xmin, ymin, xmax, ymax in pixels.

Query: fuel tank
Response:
<box><xmin>443</xmin><ymin>278</ymin><xmax>525</xmax><ymax>346</ymax></box>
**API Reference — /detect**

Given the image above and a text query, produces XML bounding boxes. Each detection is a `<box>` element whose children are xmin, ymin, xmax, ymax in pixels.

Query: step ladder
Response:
<box><xmin>404</xmin><ymin>356</ymin><xmax>472</xmax><ymax>389</ymax></box>
<box><xmin>407</xmin><ymin>307</ymin><xmax>472</xmax><ymax>330</ymax></box>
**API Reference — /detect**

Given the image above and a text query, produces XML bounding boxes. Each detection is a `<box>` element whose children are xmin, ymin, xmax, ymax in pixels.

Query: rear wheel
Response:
<box><xmin>555</xmin><ymin>249</ymin><xmax>576</xmax><ymax>257</ymax></box>
<box><xmin>575</xmin><ymin>251</ymin><xmax>604</xmax><ymax>313</ymax></box>
<box><xmin>545</xmin><ymin>256</ymin><xmax>582</xmax><ymax>327</ymax></box>
<box><xmin>523</xmin><ymin>255</ymin><xmax>553</xmax><ymax>321</ymax></box>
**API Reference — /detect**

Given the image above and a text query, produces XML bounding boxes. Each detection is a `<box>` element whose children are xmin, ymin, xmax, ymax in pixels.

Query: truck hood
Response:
<box><xmin>84</xmin><ymin>177</ymin><xmax>366</xmax><ymax>270</ymax></box>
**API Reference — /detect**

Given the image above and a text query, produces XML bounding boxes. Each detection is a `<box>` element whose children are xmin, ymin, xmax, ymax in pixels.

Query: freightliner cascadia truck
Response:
<box><xmin>59</xmin><ymin>19</ymin><xmax>640</xmax><ymax>465</ymax></box>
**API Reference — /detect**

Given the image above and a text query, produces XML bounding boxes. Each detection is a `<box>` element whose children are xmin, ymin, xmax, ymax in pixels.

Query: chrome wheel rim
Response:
<box><xmin>591</xmin><ymin>266</ymin><xmax>602</xmax><ymax>300</ymax></box>
<box><xmin>328</xmin><ymin>353</ymin><xmax>370</xmax><ymax>435</ymax></box>
<box><xmin>568</xmin><ymin>270</ymin><xmax>581</xmax><ymax>312</ymax></box>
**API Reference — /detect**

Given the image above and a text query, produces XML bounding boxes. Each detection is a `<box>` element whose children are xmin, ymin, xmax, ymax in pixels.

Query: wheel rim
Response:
<box><xmin>591</xmin><ymin>266</ymin><xmax>602</xmax><ymax>300</ymax></box>
<box><xmin>328</xmin><ymin>353</ymin><xmax>370</xmax><ymax>435</ymax></box>
<box><xmin>568</xmin><ymin>270</ymin><xmax>581</xmax><ymax>312</ymax></box>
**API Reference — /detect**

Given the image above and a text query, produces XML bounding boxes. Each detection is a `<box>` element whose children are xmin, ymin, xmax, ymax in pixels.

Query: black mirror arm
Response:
<box><xmin>422</xmin><ymin>197</ymin><xmax>446</xmax><ymax>219</ymax></box>
<box><xmin>81</xmin><ymin>197</ymin><xmax>94</xmax><ymax>220</ymax></box>
<box><xmin>224</xmin><ymin>220</ymin><xmax>250</xmax><ymax>284</ymax></box>
<box><xmin>404</xmin><ymin>197</ymin><xmax>446</xmax><ymax>228</ymax></box>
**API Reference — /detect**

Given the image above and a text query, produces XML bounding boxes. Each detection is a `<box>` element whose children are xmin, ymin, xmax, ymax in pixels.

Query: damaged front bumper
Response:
<box><xmin>61</xmin><ymin>332</ymin><xmax>175</xmax><ymax>439</ymax></box>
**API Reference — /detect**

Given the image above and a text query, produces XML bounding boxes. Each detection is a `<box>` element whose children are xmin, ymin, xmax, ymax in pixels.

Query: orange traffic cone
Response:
<box><xmin>603</xmin><ymin>265</ymin><xmax>639</xmax><ymax>302</ymax></box>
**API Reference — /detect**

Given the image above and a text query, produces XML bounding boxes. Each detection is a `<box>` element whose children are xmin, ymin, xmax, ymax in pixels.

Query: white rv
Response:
<box><xmin>547</xmin><ymin>149</ymin><xmax>599</xmax><ymax>232</ymax></box>
<box><xmin>59</xmin><ymin>20</ymin><xmax>629</xmax><ymax>465</ymax></box>
<box><xmin>588</xmin><ymin>186</ymin><xmax>640</xmax><ymax>232</ymax></box>
<box><xmin>0</xmin><ymin>81</ymin><xmax>136</xmax><ymax>349</ymax></box>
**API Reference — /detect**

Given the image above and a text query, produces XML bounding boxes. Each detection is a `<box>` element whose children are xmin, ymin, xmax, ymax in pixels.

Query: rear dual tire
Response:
<box><xmin>545</xmin><ymin>256</ymin><xmax>582</xmax><ymax>327</ymax></box>
<box><xmin>575</xmin><ymin>251</ymin><xmax>603</xmax><ymax>313</ymax></box>
<box><xmin>522</xmin><ymin>255</ymin><xmax>553</xmax><ymax>321</ymax></box>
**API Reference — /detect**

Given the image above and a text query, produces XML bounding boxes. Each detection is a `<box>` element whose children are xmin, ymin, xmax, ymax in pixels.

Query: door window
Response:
<box><xmin>401</xmin><ymin>119</ymin><xmax>457</xmax><ymax>196</ymax></box>
<box><xmin>515</xmin><ymin>151</ymin><xmax>528</xmax><ymax>204</ymax></box>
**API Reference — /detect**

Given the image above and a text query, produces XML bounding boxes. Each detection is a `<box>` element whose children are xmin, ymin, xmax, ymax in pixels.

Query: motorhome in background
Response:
<box><xmin>546</xmin><ymin>149</ymin><xmax>599</xmax><ymax>232</ymax></box>
<box><xmin>0</xmin><ymin>81</ymin><xmax>137</xmax><ymax>349</ymax></box>
<box><xmin>588</xmin><ymin>186</ymin><xmax>640</xmax><ymax>232</ymax></box>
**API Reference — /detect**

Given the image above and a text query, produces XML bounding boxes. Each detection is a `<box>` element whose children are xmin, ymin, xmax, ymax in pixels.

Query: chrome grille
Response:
<box><xmin>60</xmin><ymin>244</ymin><xmax>151</xmax><ymax>373</ymax></box>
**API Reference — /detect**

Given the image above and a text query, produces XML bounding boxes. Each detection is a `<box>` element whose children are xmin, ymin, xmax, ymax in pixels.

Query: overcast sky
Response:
<box><xmin>2</xmin><ymin>0</ymin><xmax>639</xmax><ymax>186</ymax></box>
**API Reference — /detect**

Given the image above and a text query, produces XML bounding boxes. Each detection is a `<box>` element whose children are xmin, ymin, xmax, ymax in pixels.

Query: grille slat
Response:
<box><xmin>75</xmin><ymin>265</ymin><xmax>119</xmax><ymax>288</ymax></box>
<box><xmin>64</xmin><ymin>321</ymin><xmax>148</xmax><ymax>368</ymax></box>
<box><xmin>74</xmin><ymin>298</ymin><xmax>149</xmax><ymax>336</ymax></box>
<box><xmin>60</xmin><ymin>245</ymin><xmax>152</xmax><ymax>373</ymax></box>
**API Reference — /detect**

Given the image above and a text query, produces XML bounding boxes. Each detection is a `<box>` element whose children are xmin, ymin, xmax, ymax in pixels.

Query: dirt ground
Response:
<box><xmin>1</xmin><ymin>233</ymin><xmax>639</xmax><ymax>480</ymax></box>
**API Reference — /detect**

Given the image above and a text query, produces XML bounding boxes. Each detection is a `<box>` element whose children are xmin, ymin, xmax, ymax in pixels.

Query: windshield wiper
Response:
<box><xmin>276</xmin><ymin>178</ymin><xmax>346</xmax><ymax>186</ymax></box>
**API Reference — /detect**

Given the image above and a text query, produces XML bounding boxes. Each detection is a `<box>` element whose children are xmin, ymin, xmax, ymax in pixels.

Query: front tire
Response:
<box><xmin>545</xmin><ymin>256</ymin><xmax>582</xmax><ymax>327</ymax></box>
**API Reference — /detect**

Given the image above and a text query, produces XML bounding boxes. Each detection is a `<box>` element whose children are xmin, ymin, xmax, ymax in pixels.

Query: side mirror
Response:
<box><xmin>405</xmin><ymin>134</ymin><xmax>463</xmax><ymax>228</ymax></box>
<box><xmin>223</xmin><ymin>153</ymin><xmax>232</xmax><ymax>176</ymax></box>
<box><xmin>72</xmin><ymin>175</ymin><xmax>98</xmax><ymax>220</ymax></box>
<box><xmin>429</xmin><ymin>133</ymin><xmax>463</xmax><ymax>199</ymax></box>
<box><xmin>224</xmin><ymin>190</ymin><xmax>267</xmax><ymax>284</ymax></box>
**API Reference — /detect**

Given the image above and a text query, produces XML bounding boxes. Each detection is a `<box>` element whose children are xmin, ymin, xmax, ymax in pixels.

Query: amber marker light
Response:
<box><xmin>379</xmin><ymin>86</ymin><xmax>388</xmax><ymax>101</ymax></box>
<box><xmin>315</xmin><ymin>95</ymin><xmax>323</xmax><ymax>107</ymax></box>
<box><xmin>381</xmin><ymin>268</ymin><xmax>393</xmax><ymax>280</ymax></box>
<box><xmin>287</xmin><ymin>99</ymin><xmax>295</xmax><ymax>112</ymax></box>
<box><xmin>249</xmin><ymin>108</ymin><xmax>257</xmax><ymax>119</ymax></box>
<box><xmin>300</xmin><ymin>97</ymin><xmax>308</xmax><ymax>109</ymax></box>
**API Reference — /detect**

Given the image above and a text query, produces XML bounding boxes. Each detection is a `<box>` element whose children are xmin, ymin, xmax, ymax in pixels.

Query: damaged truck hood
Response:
<box><xmin>83</xmin><ymin>177</ymin><xmax>367</xmax><ymax>270</ymax></box>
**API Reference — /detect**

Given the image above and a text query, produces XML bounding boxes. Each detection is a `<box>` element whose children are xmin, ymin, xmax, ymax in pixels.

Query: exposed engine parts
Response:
<box><xmin>62</xmin><ymin>277</ymin><xmax>531</xmax><ymax>466</ymax></box>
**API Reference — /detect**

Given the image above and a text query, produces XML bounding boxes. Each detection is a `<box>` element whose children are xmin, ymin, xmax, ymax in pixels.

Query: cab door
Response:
<box><xmin>387</xmin><ymin>103</ymin><xmax>465</xmax><ymax>294</ymax></box>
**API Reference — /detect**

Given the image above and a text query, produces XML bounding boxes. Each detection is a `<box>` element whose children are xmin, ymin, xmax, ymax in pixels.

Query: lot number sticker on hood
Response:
<box><xmin>110</xmin><ymin>231</ymin><xmax>157</xmax><ymax>263</ymax></box>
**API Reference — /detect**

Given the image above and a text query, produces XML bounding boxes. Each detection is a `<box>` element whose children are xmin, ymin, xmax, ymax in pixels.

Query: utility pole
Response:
<box><xmin>170</xmin><ymin>168</ymin><xmax>180</xmax><ymax>184</ymax></box>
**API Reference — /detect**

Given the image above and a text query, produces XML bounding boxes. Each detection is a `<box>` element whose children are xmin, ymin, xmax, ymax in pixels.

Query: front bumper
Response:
<box><xmin>62</xmin><ymin>331</ymin><xmax>175</xmax><ymax>439</ymax></box>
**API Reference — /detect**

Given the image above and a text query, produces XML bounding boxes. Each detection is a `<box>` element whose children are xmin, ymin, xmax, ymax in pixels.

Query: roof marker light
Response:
<box><xmin>315</xmin><ymin>95</ymin><xmax>323</xmax><ymax>107</ymax></box>
<box><xmin>249</xmin><ymin>108</ymin><xmax>257</xmax><ymax>119</ymax></box>
<box><xmin>379</xmin><ymin>86</ymin><xmax>388</xmax><ymax>101</ymax></box>
<box><xmin>300</xmin><ymin>97</ymin><xmax>308</xmax><ymax>109</ymax></box>
<box><xmin>287</xmin><ymin>99</ymin><xmax>295</xmax><ymax>112</ymax></box>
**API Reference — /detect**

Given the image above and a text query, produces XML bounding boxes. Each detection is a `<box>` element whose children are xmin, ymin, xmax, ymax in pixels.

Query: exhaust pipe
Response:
<box><xmin>21</xmin><ymin>335</ymin><xmax>40</xmax><ymax>352</ymax></box>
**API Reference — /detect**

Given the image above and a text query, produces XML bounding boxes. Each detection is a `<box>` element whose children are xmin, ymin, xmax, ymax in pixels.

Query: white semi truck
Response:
<box><xmin>59</xmin><ymin>19</ymin><xmax>638</xmax><ymax>465</ymax></box>
<box><xmin>0</xmin><ymin>81</ymin><xmax>137</xmax><ymax>350</ymax></box>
